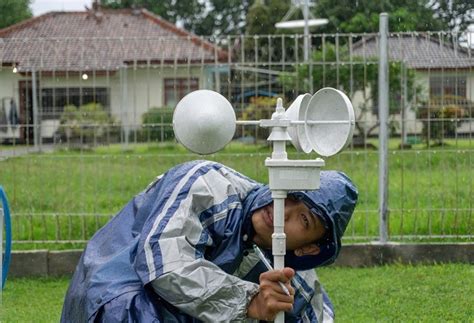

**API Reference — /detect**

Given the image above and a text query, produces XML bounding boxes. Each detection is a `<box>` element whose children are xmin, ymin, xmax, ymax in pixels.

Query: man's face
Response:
<box><xmin>251</xmin><ymin>198</ymin><xmax>327</xmax><ymax>251</ymax></box>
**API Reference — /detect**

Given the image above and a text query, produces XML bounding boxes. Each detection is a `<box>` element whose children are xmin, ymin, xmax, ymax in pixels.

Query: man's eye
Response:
<box><xmin>301</xmin><ymin>214</ymin><xmax>309</xmax><ymax>229</ymax></box>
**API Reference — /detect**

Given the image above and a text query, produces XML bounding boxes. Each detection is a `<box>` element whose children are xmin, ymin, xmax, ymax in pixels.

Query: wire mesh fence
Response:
<box><xmin>0</xmin><ymin>31</ymin><xmax>473</xmax><ymax>245</ymax></box>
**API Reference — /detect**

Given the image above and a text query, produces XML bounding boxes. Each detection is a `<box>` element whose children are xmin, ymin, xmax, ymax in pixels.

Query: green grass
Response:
<box><xmin>1</xmin><ymin>140</ymin><xmax>473</xmax><ymax>246</ymax></box>
<box><xmin>318</xmin><ymin>263</ymin><xmax>474</xmax><ymax>322</ymax></box>
<box><xmin>1</xmin><ymin>276</ymin><xmax>70</xmax><ymax>322</ymax></box>
<box><xmin>2</xmin><ymin>264</ymin><xmax>472</xmax><ymax>322</ymax></box>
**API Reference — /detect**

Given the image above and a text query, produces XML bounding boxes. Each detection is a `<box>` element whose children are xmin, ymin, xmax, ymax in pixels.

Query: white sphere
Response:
<box><xmin>173</xmin><ymin>90</ymin><xmax>236</xmax><ymax>155</ymax></box>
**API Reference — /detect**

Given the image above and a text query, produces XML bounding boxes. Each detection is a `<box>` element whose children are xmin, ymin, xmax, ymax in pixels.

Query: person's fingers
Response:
<box><xmin>285</xmin><ymin>282</ymin><xmax>295</xmax><ymax>296</ymax></box>
<box><xmin>258</xmin><ymin>279</ymin><xmax>294</xmax><ymax>306</ymax></box>
<box><xmin>258</xmin><ymin>295</ymin><xmax>294</xmax><ymax>318</ymax></box>
<box><xmin>274</xmin><ymin>300</ymin><xmax>294</xmax><ymax>312</ymax></box>
<box><xmin>282</xmin><ymin>267</ymin><xmax>295</xmax><ymax>280</ymax></box>
<box><xmin>259</xmin><ymin>284</ymin><xmax>294</xmax><ymax>302</ymax></box>
<box><xmin>259</xmin><ymin>269</ymin><xmax>292</xmax><ymax>284</ymax></box>
<box><xmin>248</xmin><ymin>282</ymin><xmax>295</xmax><ymax>321</ymax></box>
<box><xmin>264</xmin><ymin>301</ymin><xmax>293</xmax><ymax>318</ymax></box>
<box><xmin>259</xmin><ymin>268</ymin><xmax>296</xmax><ymax>297</ymax></box>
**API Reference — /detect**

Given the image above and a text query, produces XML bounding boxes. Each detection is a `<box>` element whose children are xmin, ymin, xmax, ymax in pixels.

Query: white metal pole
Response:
<box><xmin>268</xmin><ymin>98</ymin><xmax>288</xmax><ymax>323</ymax></box>
<box><xmin>32</xmin><ymin>69</ymin><xmax>40</xmax><ymax>150</ymax></box>
<box><xmin>272</xmin><ymin>190</ymin><xmax>286</xmax><ymax>323</ymax></box>
<box><xmin>401</xmin><ymin>62</ymin><xmax>408</xmax><ymax>145</ymax></box>
<box><xmin>378</xmin><ymin>13</ymin><xmax>389</xmax><ymax>243</ymax></box>
<box><xmin>303</xmin><ymin>0</ymin><xmax>309</xmax><ymax>62</ymax></box>
<box><xmin>272</xmin><ymin>191</ymin><xmax>287</xmax><ymax>270</ymax></box>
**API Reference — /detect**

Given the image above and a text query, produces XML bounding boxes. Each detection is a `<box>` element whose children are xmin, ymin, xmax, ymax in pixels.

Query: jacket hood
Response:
<box><xmin>245</xmin><ymin>171</ymin><xmax>358</xmax><ymax>271</ymax></box>
<box><xmin>288</xmin><ymin>171</ymin><xmax>358</xmax><ymax>270</ymax></box>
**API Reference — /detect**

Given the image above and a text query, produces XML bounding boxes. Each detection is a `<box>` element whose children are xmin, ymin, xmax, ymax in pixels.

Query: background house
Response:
<box><xmin>0</xmin><ymin>7</ymin><xmax>227</xmax><ymax>142</ymax></box>
<box><xmin>351</xmin><ymin>33</ymin><xmax>474</xmax><ymax>138</ymax></box>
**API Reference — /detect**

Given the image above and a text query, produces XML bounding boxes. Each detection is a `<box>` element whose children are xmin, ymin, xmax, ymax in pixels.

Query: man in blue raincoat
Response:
<box><xmin>61</xmin><ymin>160</ymin><xmax>357</xmax><ymax>322</ymax></box>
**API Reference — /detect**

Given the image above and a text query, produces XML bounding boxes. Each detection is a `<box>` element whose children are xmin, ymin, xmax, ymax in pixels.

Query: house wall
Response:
<box><xmin>0</xmin><ymin>70</ymin><xmax>22</xmax><ymax>139</ymax></box>
<box><xmin>114</xmin><ymin>66</ymin><xmax>215</xmax><ymax>127</ymax></box>
<box><xmin>350</xmin><ymin>69</ymin><xmax>474</xmax><ymax>137</ymax></box>
<box><xmin>417</xmin><ymin>70</ymin><xmax>474</xmax><ymax>135</ymax></box>
<box><xmin>0</xmin><ymin>66</ymin><xmax>218</xmax><ymax>139</ymax></box>
<box><xmin>38</xmin><ymin>66</ymin><xmax>215</xmax><ymax>126</ymax></box>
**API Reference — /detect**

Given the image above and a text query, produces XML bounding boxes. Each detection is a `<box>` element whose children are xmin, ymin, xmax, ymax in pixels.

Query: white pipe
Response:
<box><xmin>290</xmin><ymin>120</ymin><xmax>353</xmax><ymax>125</ymax></box>
<box><xmin>235</xmin><ymin>120</ymin><xmax>261</xmax><ymax>126</ymax></box>
<box><xmin>272</xmin><ymin>190</ymin><xmax>287</xmax><ymax>323</ymax></box>
<box><xmin>303</xmin><ymin>0</ymin><xmax>309</xmax><ymax>62</ymax></box>
<box><xmin>236</xmin><ymin>120</ymin><xmax>353</xmax><ymax>126</ymax></box>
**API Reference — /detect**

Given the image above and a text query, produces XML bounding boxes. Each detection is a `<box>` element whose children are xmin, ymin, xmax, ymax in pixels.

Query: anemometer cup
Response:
<box><xmin>304</xmin><ymin>87</ymin><xmax>355</xmax><ymax>157</ymax></box>
<box><xmin>173</xmin><ymin>90</ymin><xmax>236</xmax><ymax>155</ymax></box>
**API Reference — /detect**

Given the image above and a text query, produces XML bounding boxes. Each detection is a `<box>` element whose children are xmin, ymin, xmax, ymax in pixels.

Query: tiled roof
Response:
<box><xmin>352</xmin><ymin>33</ymin><xmax>473</xmax><ymax>69</ymax></box>
<box><xmin>0</xmin><ymin>8</ymin><xmax>227</xmax><ymax>72</ymax></box>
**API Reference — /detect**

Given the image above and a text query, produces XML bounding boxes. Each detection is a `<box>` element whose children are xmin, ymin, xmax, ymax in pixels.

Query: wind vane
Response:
<box><xmin>275</xmin><ymin>0</ymin><xmax>328</xmax><ymax>61</ymax></box>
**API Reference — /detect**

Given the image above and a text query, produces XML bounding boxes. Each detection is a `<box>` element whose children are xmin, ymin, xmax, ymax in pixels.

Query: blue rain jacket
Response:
<box><xmin>61</xmin><ymin>160</ymin><xmax>357</xmax><ymax>322</ymax></box>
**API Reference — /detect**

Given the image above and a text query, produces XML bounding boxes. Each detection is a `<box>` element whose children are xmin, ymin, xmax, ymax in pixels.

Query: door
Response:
<box><xmin>18</xmin><ymin>80</ymin><xmax>36</xmax><ymax>143</ymax></box>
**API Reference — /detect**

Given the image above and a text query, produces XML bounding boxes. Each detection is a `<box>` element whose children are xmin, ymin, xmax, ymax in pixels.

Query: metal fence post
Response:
<box><xmin>378</xmin><ymin>13</ymin><xmax>389</xmax><ymax>243</ymax></box>
<box><xmin>32</xmin><ymin>69</ymin><xmax>40</xmax><ymax>150</ymax></box>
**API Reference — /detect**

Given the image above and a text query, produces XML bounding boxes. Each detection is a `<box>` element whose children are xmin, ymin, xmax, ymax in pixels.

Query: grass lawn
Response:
<box><xmin>318</xmin><ymin>263</ymin><xmax>474</xmax><ymax>322</ymax></box>
<box><xmin>1</xmin><ymin>139</ymin><xmax>473</xmax><ymax>246</ymax></box>
<box><xmin>1</xmin><ymin>264</ymin><xmax>472</xmax><ymax>322</ymax></box>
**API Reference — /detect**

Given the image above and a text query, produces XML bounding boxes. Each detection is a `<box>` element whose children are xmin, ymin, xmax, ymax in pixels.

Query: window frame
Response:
<box><xmin>429</xmin><ymin>75</ymin><xmax>467</xmax><ymax>99</ymax></box>
<box><xmin>40</xmin><ymin>87</ymin><xmax>110</xmax><ymax>119</ymax></box>
<box><xmin>163</xmin><ymin>78</ymin><xmax>199</xmax><ymax>107</ymax></box>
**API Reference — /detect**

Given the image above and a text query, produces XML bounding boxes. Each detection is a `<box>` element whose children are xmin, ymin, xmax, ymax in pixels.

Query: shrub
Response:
<box><xmin>238</xmin><ymin>96</ymin><xmax>279</xmax><ymax>140</ymax></box>
<box><xmin>139</xmin><ymin>107</ymin><xmax>175</xmax><ymax>142</ymax></box>
<box><xmin>417</xmin><ymin>95</ymin><xmax>472</xmax><ymax>145</ymax></box>
<box><xmin>57</xmin><ymin>103</ymin><xmax>117</xmax><ymax>147</ymax></box>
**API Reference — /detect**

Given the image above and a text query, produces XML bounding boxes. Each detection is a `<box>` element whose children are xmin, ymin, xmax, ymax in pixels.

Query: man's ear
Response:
<box><xmin>294</xmin><ymin>244</ymin><xmax>320</xmax><ymax>257</ymax></box>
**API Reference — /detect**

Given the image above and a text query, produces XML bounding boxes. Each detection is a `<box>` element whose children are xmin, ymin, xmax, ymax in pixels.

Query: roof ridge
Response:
<box><xmin>351</xmin><ymin>32</ymin><xmax>470</xmax><ymax>56</ymax></box>
<box><xmin>0</xmin><ymin>12</ymin><xmax>54</xmax><ymax>37</ymax></box>
<box><xmin>140</xmin><ymin>8</ymin><xmax>228</xmax><ymax>60</ymax></box>
<box><xmin>0</xmin><ymin>8</ymin><xmax>150</xmax><ymax>38</ymax></box>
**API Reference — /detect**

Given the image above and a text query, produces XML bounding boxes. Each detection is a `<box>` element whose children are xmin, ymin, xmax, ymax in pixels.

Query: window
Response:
<box><xmin>430</xmin><ymin>76</ymin><xmax>467</xmax><ymax>98</ymax></box>
<box><xmin>40</xmin><ymin>87</ymin><xmax>109</xmax><ymax>119</ymax></box>
<box><xmin>164</xmin><ymin>78</ymin><xmax>199</xmax><ymax>107</ymax></box>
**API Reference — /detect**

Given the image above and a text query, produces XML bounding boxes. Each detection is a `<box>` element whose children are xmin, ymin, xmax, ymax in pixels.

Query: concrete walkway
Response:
<box><xmin>0</xmin><ymin>144</ymin><xmax>55</xmax><ymax>160</ymax></box>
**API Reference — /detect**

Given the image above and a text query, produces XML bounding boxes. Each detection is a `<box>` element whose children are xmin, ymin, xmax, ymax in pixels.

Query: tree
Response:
<box><xmin>430</xmin><ymin>0</ymin><xmax>474</xmax><ymax>33</ymax></box>
<box><xmin>100</xmin><ymin>0</ymin><xmax>250</xmax><ymax>37</ymax></box>
<box><xmin>190</xmin><ymin>0</ymin><xmax>251</xmax><ymax>37</ymax></box>
<box><xmin>275</xmin><ymin>1</ymin><xmax>472</xmax><ymax>145</ymax></box>
<box><xmin>313</xmin><ymin>0</ymin><xmax>473</xmax><ymax>33</ymax></box>
<box><xmin>0</xmin><ymin>0</ymin><xmax>33</xmax><ymax>29</ymax></box>
<box><xmin>245</xmin><ymin>0</ymin><xmax>290</xmax><ymax>35</ymax></box>
<box><xmin>279</xmin><ymin>44</ymin><xmax>420</xmax><ymax>141</ymax></box>
<box><xmin>101</xmin><ymin>1</ymin><xmax>473</xmax><ymax>36</ymax></box>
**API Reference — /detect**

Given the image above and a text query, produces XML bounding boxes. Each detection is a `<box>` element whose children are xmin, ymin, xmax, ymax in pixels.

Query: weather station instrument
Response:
<box><xmin>274</xmin><ymin>0</ymin><xmax>328</xmax><ymax>30</ymax></box>
<box><xmin>172</xmin><ymin>87</ymin><xmax>354</xmax><ymax>322</ymax></box>
<box><xmin>275</xmin><ymin>0</ymin><xmax>328</xmax><ymax>63</ymax></box>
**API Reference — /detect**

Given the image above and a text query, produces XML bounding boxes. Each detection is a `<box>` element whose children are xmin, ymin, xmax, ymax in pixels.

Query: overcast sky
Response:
<box><xmin>31</xmin><ymin>0</ymin><xmax>92</xmax><ymax>16</ymax></box>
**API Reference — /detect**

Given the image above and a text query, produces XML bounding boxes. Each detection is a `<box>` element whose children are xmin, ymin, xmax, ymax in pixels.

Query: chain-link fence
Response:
<box><xmin>1</xmin><ymin>26</ymin><xmax>473</xmax><ymax>245</ymax></box>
